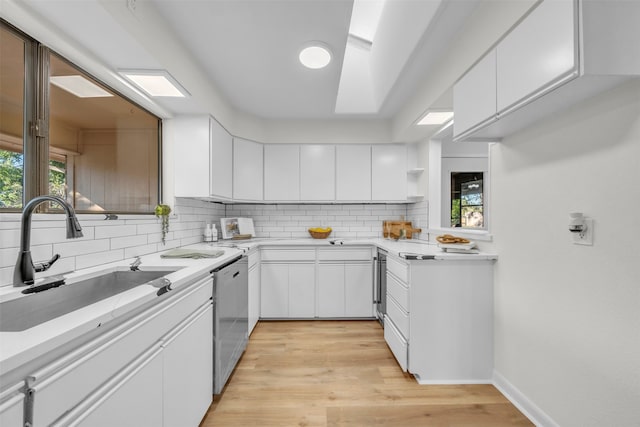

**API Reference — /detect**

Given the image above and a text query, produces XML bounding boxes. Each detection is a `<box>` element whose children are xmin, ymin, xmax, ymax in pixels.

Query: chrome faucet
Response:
<box><xmin>13</xmin><ymin>195</ymin><xmax>83</xmax><ymax>287</ymax></box>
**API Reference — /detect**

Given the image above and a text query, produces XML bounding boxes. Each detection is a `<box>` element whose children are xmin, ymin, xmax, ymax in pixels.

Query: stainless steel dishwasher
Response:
<box><xmin>212</xmin><ymin>254</ymin><xmax>248</xmax><ymax>394</ymax></box>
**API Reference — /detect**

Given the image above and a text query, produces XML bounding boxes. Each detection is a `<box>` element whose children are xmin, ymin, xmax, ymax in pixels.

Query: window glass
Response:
<box><xmin>0</xmin><ymin>26</ymin><xmax>25</xmax><ymax>209</ymax></box>
<box><xmin>49</xmin><ymin>53</ymin><xmax>160</xmax><ymax>213</ymax></box>
<box><xmin>451</xmin><ymin>172</ymin><xmax>484</xmax><ymax>228</ymax></box>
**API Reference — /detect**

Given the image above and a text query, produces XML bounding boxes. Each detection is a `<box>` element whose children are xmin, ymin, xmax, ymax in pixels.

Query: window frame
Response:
<box><xmin>0</xmin><ymin>19</ymin><xmax>163</xmax><ymax>214</ymax></box>
<box><xmin>427</xmin><ymin>125</ymin><xmax>494</xmax><ymax>242</ymax></box>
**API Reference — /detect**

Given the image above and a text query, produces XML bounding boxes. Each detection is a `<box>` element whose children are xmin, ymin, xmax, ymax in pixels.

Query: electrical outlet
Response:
<box><xmin>572</xmin><ymin>218</ymin><xmax>593</xmax><ymax>246</ymax></box>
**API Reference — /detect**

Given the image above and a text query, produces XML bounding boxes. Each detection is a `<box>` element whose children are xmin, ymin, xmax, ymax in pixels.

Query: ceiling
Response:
<box><xmin>3</xmin><ymin>0</ymin><xmax>534</xmax><ymax>142</ymax></box>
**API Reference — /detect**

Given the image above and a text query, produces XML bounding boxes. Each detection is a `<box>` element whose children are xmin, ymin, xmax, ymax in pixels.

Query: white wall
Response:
<box><xmin>489</xmin><ymin>80</ymin><xmax>640</xmax><ymax>426</ymax></box>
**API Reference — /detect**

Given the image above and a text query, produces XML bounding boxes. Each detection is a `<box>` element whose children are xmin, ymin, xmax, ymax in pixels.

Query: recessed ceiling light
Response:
<box><xmin>119</xmin><ymin>69</ymin><xmax>190</xmax><ymax>97</ymax></box>
<box><xmin>417</xmin><ymin>111</ymin><xmax>454</xmax><ymax>126</ymax></box>
<box><xmin>299</xmin><ymin>44</ymin><xmax>332</xmax><ymax>69</ymax></box>
<box><xmin>50</xmin><ymin>75</ymin><xmax>113</xmax><ymax>98</ymax></box>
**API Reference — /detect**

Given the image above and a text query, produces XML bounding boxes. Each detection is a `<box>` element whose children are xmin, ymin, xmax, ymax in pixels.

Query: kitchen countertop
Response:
<box><xmin>0</xmin><ymin>238</ymin><xmax>496</xmax><ymax>383</ymax></box>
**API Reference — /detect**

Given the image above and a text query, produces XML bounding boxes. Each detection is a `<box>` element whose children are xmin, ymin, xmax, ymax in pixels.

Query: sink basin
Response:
<box><xmin>0</xmin><ymin>268</ymin><xmax>181</xmax><ymax>332</ymax></box>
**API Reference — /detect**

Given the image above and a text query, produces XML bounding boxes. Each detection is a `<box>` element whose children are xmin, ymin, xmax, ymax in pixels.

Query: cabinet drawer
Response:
<box><xmin>384</xmin><ymin>316</ymin><xmax>408</xmax><ymax>372</ymax></box>
<box><xmin>317</xmin><ymin>247</ymin><xmax>372</xmax><ymax>261</ymax></box>
<box><xmin>261</xmin><ymin>248</ymin><xmax>315</xmax><ymax>261</ymax></box>
<box><xmin>386</xmin><ymin>294</ymin><xmax>409</xmax><ymax>339</ymax></box>
<box><xmin>387</xmin><ymin>256</ymin><xmax>409</xmax><ymax>283</ymax></box>
<box><xmin>387</xmin><ymin>272</ymin><xmax>409</xmax><ymax>311</ymax></box>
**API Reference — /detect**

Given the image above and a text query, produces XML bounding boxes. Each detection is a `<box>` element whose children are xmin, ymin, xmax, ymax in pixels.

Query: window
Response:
<box><xmin>451</xmin><ymin>172</ymin><xmax>484</xmax><ymax>228</ymax></box>
<box><xmin>0</xmin><ymin>21</ymin><xmax>161</xmax><ymax>213</ymax></box>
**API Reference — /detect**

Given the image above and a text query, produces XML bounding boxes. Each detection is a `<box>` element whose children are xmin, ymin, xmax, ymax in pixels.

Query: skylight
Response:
<box><xmin>417</xmin><ymin>111</ymin><xmax>454</xmax><ymax>126</ymax></box>
<box><xmin>349</xmin><ymin>0</ymin><xmax>386</xmax><ymax>43</ymax></box>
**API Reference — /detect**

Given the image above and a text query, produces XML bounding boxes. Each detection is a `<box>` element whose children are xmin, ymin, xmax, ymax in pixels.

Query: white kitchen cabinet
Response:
<box><xmin>173</xmin><ymin>115</ymin><xmax>233</xmax><ymax>200</ymax></box>
<box><xmin>383</xmin><ymin>254</ymin><xmax>494</xmax><ymax>384</ymax></box>
<box><xmin>336</xmin><ymin>145</ymin><xmax>371</xmax><ymax>201</ymax></box>
<box><xmin>233</xmin><ymin>137</ymin><xmax>263</xmax><ymax>201</ymax></box>
<box><xmin>300</xmin><ymin>145</ymin><xmax>335</xmax><ymax>201</ymax></box>
<box><xmin>453</xmin><ymin>49</ymin><xmax>497</xmax><ymax>138</ymax></box>
<box><xmin>162</xmin><ymin>303</ymin><xmax>213</xmax><ymax>427</ymax></box>
<box><xmin>28</xmin><ymin>276</ymin><xmax>213</xmax><ymax>427</ymax></box>
<box><xmin>288</xmin><ymin>263</ymin><xmax>315</xmax><ymax>318</ymax></box>
<box><xmin>248</xmin><ymin>249</ymin><xmax>261</xmax><ymax>334</ymax></box>
<box><xmin>317</xmin><ymin>247</ymin><xmax>374</xmax><ymax>318</ymax></box>
<box><xmin>496</xmin><ymin>0</ymin><xmax>577</xmax><ymax>114</ymax></box>
<box><xmin>454</xmin><ymin>0</ymin><xmax>640</xmax><ymax>142</ymax></box>
<box><xmin>318</xmin><ymin>263</ymin><xmax>373</xmax><ymax>318</ymax></box>
<box><xmin>260</xmin><ymin>262</ymin><xmax>314</xmax><ymax>318</ymax></box>
<box><xmin>0</xmin><ymin>383</ymin><xmax>24</xmax><ymax>427</ymax></box>
<box><xmin>52</xmin><ymin>346</ymin><xmax>164</xmax><ymax>427</ymax></box>
<box><xmin>371</xmin><ymin>145</ymin><xmax>407</xmax><ymax>202</ymax></box>
<box><xmin>260</xmin><ymin>263</ymin><xmax>289</xmax><ymax>318</ymax></box>
<box><xmin>264</xmin><ymin>144</ymin><xmax>300</xmax><ymax>201</ymax></box>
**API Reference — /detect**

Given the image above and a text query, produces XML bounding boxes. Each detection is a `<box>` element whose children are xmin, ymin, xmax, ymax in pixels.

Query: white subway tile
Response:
<box><xmin>111</xmin><ymin>235</ymin><xmax>148</xmax><ymax>250</ymax></box>
<box><xmin>95</xmin><ymin>225</ymin><xmax>137</xmax><ymax>239</ymax></box>
<box><xmin>124</xmin><ymin>244</ymin><xmax>159</xmax><ymax>258</ymax></box>
<box><xmin>0</xmin><ymin>267</ymin><xmax>13</xmax><ymax>287</ymax></box>
<box><xmin>75</xmin><ymin>249</ymin><xmax>124</xmax><ymax>270</ymax></box>
<box><xmin>54</xmin><ymin>239</ymin><xmax>110</xmax><ymax>257</ymax></box>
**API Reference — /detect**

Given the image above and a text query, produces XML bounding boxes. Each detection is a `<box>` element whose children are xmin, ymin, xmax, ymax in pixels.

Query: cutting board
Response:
<box><xmin>383</xmin><ymin>221</ymin><xmax>422</xmax><ymax>239</ymax></box>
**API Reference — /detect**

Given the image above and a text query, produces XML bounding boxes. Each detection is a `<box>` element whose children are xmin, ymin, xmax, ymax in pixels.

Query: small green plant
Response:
<box><xmin>154</xmin><ymin>204</ymin><xmax>172</xmax><ymax>245</ymax></box>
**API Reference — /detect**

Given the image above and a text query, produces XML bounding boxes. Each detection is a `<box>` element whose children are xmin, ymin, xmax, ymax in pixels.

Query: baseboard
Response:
<box><xmin>492</xmin><ymin>370</ymin><xmax>560</xmax><ymax>427</ymax></box>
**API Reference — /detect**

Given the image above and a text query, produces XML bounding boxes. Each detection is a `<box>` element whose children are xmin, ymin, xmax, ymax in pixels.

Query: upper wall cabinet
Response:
<box><xmin>233</xmin><ymin>138</ymin><xmax>263</xmax><ymax>201</ymax></box>
<box><xmin>173</xmin><ymin>116</ymin><xmax>233</xmax><ymax>200</ymax></box>
<box><xmin>336</xmin><ymin>145</ymin><xmax>372</xmax><ymax>201</ymax></box>
<box><xmin>300</xmin><ymin>145</ymin><xmax>335</xmax><ymax>201</ymax></box>
<box><xmin>264</xmin><ymin>144</ymin><xmax>300</xmax><ymax>201</ymax></box>
<box><xmin>453</xmin><ymin>50</ymin><xmax>497</xmax><ymax>139</ymax></box>
<box><xmin>372</xmin><ymin>145</ymin><xmax>408</xmax><ymax>202</ymax></box>
<box><xmin>453</xmin><ymin>0</ymin><xmax>640</xmax><ymax>142</ymax></box>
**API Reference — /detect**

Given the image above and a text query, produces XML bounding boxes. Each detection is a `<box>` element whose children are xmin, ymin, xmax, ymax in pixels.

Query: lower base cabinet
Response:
<box><xmin>26</xmin><ymin>276</ymin><xmax>213</xmax><ymax>427</ymax></box>
<box><xmin>318</xmin><ymin>263</ymin><xmax>373</xmax><ymax>317</ymax></box>
<box><xmin>260</xmin><ymin>263</ymin><xmax>315</xmax><ymax>318</ymax></box>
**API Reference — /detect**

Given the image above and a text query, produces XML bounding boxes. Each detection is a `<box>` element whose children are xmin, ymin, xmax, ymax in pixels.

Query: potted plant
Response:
<box><xmin>154</xmin><ymin>204</ymin><xmax>172</xmax><ymax>245</ymax></box>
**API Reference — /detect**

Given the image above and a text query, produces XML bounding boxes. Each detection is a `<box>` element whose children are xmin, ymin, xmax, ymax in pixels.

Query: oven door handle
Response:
<box><xmin>372</xmin><ymin>256</ymin><xmax>380</xmax><ymax>304</ymax></box>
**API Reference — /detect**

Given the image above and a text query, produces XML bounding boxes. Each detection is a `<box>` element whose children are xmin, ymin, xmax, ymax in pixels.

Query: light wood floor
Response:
<box><xmin>200</xmin><ymin>320</ymin><xmax>533</xmax><ymax>427</ymax></box>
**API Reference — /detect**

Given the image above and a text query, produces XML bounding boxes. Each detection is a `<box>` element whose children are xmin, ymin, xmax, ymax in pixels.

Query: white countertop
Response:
<box><xmin>0</xmin><ymin>238</ymin><xmax>496</xmax><ymax>382</ymax></box>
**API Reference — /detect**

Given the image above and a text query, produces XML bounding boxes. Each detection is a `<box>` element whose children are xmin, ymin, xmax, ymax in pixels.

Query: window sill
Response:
<box><xmin>427</xmin><ymin>227</ymin><xmax>493</xmax><ymax>242</ymax></box>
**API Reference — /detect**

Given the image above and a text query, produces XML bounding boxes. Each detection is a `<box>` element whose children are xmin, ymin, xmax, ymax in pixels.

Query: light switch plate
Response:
<box><xmin>572</xmin><ymin>218</ymin><xmax>593</xmax><ymax>246</ymax></box>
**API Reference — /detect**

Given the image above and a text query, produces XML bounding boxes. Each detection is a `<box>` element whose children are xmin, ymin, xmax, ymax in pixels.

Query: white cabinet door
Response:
<box><xmin>260</xmin><ymin>263</ymin><xmax>289</xmax><ymax>317</ymax></box>
<box><xmin>61</xmin><ymin>347</ymin><xmax>164</xmax><ymax>427</ymax></box>
<box><xmin>0</xmin><ymin>385</ymin><xmax>24</xmax><ymax>427</ymax></box>
<box><xmin>264</xmin><ymin>145</ymin><xmax>300</xmax><ymax>201</ymax></box>
<box><xmin>317</xmin><ymin>263</ymin><xmax>345</xmax><ymax>317</ymax></box>
<box><xmin>345</xmin><ymin>263</ymin><xmax>373</xmax><ymax>317</ymax></box>
<box><xmin>336</xmin><ymin>145</ymin><xmax>371</xmax><ymax>201</ymax></box>
<box><xmin>173</xmin><ymin>116</ymin><xmax>210</xmax><ymax>198</ymax></box>
<box><xmin>300</xmin><ymin>145</ymin><xmax>335</xmax><ymax>201</ymax></box>
<box><xmin>248</xmin><ymin>258</ymin><xmax>260</xmax><ymax>334</ymax></box>
<box><xmin>371</xmin><ymin>145</ymin><xmax>407</xmax><ymax>201</ymax></box>
<box><xmin>453</xmin><ymin>49</ymin><xmax>497</xmax><ymax>138</ymax></box>
<box><xmin>289</xmin><ymin>263</ymin><xmax>315</xmax><ymax>318</ymax></box>
<box><xmin>210</xmin><ymin>118</ymin><xmax>233</xmax><ymax>199</ymax></box>
<box><xmin>233</xmin><ymin>137</ymin><xmax>263</xmax><ymax>201</ymax></box>
<box><xmin>318</xmin><ymin>262</ymin><xmax>372</xmax><ymax>318</ymax></box>
<box><xmin>496</xmin><ymin>0</ymin><xmax>576</xmax><ymax>113</ymax></box>
<box><xmin>163</xmin><ymin>304</ymin><xmax>213</xmax><ymax>427</ymax></box>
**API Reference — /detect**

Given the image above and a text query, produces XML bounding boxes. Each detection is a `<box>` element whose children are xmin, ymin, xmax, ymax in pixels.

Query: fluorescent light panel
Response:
<box><xmin>417</xmin><ymin>111</ymin><xmax>454</xmax><ymax>125</ymax></box>
<box><xmin>120</xmin><ymin>70</ymin><xmax>189</xmax><ymax>97</ymax></box>
<box><xmin>50</xmin><ymin>75</ymin><xmax>113</xmax><ymax>98</ymax></box>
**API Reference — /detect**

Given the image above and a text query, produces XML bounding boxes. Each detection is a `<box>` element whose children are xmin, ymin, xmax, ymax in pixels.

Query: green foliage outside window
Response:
<box><xmin>0</xmin><ymin>149</ymin><xmax>23</xmax><ymax>208</ymax></box>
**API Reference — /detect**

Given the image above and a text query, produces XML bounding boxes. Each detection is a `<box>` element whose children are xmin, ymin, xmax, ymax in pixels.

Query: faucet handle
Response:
<box><xmin>34</xmin><ymin>254</ymin><xmax>61</xmax><ymax>272</ymax></box>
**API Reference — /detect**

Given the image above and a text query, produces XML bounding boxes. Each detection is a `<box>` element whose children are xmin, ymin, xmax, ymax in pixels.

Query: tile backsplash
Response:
<box><xmin>0</xmin><ymin>198</ymin><xmax>427</xmax><ymax>287</ymax></box>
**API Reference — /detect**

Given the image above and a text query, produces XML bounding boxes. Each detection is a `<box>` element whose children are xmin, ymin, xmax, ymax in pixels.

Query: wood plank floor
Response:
<box><xmin>200</xmin><ymin>320</ymin><xmax>533</xmax><ymax>427</ymax></box>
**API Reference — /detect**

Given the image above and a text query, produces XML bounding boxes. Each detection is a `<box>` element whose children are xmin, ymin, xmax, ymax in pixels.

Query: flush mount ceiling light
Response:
<box><xmin>417</xmin><ymin>111</ymin><xmax>454</xmax><ymax>126</ymax></box>
<box><xmin>299</xmin><ymin>44</ymin><xmax>332</xmax><ymax>69</ymax></box>
<box><xmin>119</xmin><ymin>69</ymin><xmax>190</xmax><ymax>97</ymax></box>
<box><xmin>50</xmin><ymin>75</ymin><xmax>113</xmax><ymax>98</ymax></box>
